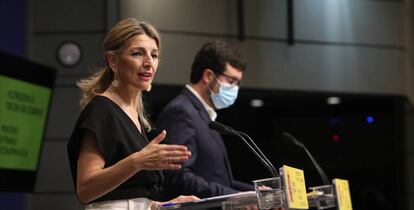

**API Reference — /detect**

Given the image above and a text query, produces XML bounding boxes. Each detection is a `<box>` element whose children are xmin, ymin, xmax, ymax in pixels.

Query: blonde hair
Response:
<box><xmin>77</xmin><ymin>18</ymin><xmax>161</xmax><ymax>129</ymax></box>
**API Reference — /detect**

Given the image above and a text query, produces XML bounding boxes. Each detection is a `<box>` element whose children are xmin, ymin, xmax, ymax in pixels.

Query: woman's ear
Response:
<box><xmin>106</xmin><ymin>52</ymin><xmax>117</xmax><ymax>72</ymax></box>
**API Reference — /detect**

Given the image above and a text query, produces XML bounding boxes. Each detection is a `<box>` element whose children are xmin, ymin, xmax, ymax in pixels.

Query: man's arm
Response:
<box><xmin>231</xmin><ymin>180</ymin><xmax>255</xmax><ymax>192</ymax></box>
<box><xmin>165</xmin><ymin>166</ymin><xmax>238</xmax><ymax>198</ymax></box>
<box><xmin>157</xmin><ymin>107</ymin><xmax>238</xmax><ymax>198</ymax></box>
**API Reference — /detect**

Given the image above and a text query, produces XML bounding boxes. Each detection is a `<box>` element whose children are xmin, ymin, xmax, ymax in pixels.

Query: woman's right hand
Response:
<box><xmin>132</xmin><ymin>130</ymin><xmax>191</xmax><ymax>170</ymax></box>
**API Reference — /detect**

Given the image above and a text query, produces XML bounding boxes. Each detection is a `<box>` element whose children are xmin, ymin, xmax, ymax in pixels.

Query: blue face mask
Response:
<box><xmin>210</xmin><ymin>81</ymin><xmax>239</xmax><ymax>109</ymax></box>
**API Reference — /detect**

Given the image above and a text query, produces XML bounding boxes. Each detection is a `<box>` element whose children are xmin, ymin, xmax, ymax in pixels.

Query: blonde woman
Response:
<box><xmin>67</xmin><ymin>18</ymin><xmax>198</xmax><ymax>210</ymax></box>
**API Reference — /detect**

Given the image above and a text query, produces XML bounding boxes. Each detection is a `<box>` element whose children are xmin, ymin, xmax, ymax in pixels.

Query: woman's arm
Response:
<box><xmin>76</xmin><ymin>129</ymin><xmax>191</xmax><ymax>204</ymax></box>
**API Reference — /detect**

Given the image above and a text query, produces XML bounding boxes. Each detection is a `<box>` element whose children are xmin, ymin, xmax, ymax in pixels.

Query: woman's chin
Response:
<box><xmin>133</xmin><ymin>83</ymin><xmax>151</xmax><ymax>92</ymax></box>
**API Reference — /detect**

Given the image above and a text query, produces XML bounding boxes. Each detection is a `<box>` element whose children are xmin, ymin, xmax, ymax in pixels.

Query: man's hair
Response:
<box><xmin>190</xmin><ymin>40</ymin><xmax>247</xmax><ymax>83</ymax></box>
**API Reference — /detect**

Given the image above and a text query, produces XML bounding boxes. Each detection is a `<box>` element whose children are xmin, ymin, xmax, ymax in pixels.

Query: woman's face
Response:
<box><xmin>114</xmin><ymin>34</ymin><xmax>159</xmax><ymax>91</ymax></box>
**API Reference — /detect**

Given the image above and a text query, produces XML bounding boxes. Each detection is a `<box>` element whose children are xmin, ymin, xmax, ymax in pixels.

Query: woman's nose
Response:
<box><xmin>142</xmin><ymin>55</ymin><xmax>153</xmax><ymax>69</ymax></box>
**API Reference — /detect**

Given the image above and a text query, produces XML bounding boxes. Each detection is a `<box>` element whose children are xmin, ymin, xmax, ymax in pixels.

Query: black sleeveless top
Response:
<box><xmin>67</xmin><ymin>96</ymin><xmax>164</xmax><ymax>203</ymax></box>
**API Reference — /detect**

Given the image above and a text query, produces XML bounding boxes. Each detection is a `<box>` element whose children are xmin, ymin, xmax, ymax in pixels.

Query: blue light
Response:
<box><xmin>366</xmin><ymin>116</ymin><xmax>374</xmax><ymax>124</ymax></box>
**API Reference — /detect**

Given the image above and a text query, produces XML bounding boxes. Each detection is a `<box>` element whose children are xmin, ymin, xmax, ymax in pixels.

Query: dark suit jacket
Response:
<box><xmin>156</xmin><ymin>87</ymin><xmax>253</xmax><ymax>199</ymax></box>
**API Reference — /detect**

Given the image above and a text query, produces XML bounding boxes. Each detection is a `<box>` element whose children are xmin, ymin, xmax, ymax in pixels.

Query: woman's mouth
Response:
<box><xmin>137</xmin><ymin>72</ymin><xmax>152</xmax><ymax>81</ymax></box>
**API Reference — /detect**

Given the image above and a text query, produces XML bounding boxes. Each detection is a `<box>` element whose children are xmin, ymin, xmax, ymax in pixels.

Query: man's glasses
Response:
<box><xmin>216</xmin><ymin>72</ymin><xmax>241</xmax><ymax>86</ymax></box>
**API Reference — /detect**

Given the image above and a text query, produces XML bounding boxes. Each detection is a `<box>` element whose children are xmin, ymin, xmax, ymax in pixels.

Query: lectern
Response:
<box><xmin>158</xmin><ymin>169</ymin><xmax>352</xmax><ymax>210</ymax></box>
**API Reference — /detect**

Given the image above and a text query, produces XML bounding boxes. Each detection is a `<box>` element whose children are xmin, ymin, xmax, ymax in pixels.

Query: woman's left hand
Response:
<box><xmin>151</xmin><ymin>195</ymin><xmax>199</xmax><ymax>210</ymax></box>
<box><xmin>131</xmin><ymin>130</ymin><xmax>192</xmax><ymax>171</ymax></box>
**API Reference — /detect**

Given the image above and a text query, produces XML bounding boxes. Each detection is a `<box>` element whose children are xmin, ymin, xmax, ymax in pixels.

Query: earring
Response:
<box><xmin>146</xmin><ymin>84</ymin><xmax>152</xmax><ymax>92</ymax></box>
<box><xmin>111</xmin><ymin>71</ymin><xmax>119</xmax><ymax>87</ymax></box>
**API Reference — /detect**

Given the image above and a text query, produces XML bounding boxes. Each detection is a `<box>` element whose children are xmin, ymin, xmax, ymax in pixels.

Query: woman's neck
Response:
<box><xmin>105</xmin><ymin>85</ymin><xmax>139</xmax><ymax>111</ymax></box>
<box><xmin>102</xmin><ymin>85</ymin><xmax>143</xmax><ymax>133</ymax></box>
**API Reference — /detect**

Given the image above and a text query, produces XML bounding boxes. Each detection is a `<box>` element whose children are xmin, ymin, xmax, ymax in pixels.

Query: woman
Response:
<box><xmin>67</xmin><ymin>18</ymin><xmax>198</xmax><ymax>210</ymax></box>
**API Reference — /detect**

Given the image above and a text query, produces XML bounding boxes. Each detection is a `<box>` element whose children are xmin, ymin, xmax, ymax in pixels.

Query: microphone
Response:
<box><xmin>282</xmin><ymin>132</ymin><xmax>330</xmax><ymax>185</ymax></box>
<box><xmin>208</xmin><ymin>121</ymin><xmax>233</xmax><ymax>135</ymax></box>
<box><xmin>209</xmin><ymin>121</ymin><xmax>279</xmax><ymax>177</ymax></box>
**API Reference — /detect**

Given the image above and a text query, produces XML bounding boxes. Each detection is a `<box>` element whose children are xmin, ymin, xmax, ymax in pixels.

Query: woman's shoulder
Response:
<box><xmin>81</xmin><ymin>95</ymin><xmax>117</xmax><ymax>117</ymax></box>
<box><xmin>74</xmin><ymin>96</ymin><xmax>122</xmax><ymax>134</ymax></box>
<box><xmin>85</xmin><ymin>95</ymin><xmax>114</xmax><ymax>109</ymax></box>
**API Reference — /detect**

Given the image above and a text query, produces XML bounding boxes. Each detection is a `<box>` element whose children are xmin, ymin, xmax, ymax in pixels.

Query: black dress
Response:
<box><xmin>67</xmin><ymin>96</ymin><xmax>163</xmax><ymax>203</ymax></box>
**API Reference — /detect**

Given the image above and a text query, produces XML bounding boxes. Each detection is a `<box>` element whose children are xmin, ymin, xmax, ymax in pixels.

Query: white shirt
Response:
<box><xmin>185</xmin><ymin>84</ymin><xmax>217</xmax><ymax>121</ymax></box>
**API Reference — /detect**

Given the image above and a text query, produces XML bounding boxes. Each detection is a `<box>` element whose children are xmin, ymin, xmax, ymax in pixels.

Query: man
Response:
<box><xmin>157</xmin><ymin>40</ymin><xmax>254</xmax><ymax>199</ymax></box>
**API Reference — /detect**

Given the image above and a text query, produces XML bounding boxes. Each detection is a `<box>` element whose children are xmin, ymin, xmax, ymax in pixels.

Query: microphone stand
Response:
<box><xmin>282</xmin><ymin>132</ymin><xmax>337</xmax><ymax>209</ymax></box>
<box><xmin>209</xmin><ymin>121</ymin><xmax>279</xmax><ymax>177</ymax></box>
<box><xmin>231</xmin><ymin>131</ymin><xmax>279</xmax><ymax>177</ymax></box>
<box><xmin>283</xmin><ymin>132</ymin><xmax>330</xmax><ymax>185</ymax></box>
<box><xmin>236</xmin><ymin>131</ymin><xmax>279</xmax><ymax>177</ymax></box>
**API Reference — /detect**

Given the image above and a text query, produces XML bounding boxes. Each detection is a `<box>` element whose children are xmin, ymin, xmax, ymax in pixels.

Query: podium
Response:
<box><xmin>158</xmin><ymin>166</ymin><xmax>352</xmax><ymax>210</ymax></box>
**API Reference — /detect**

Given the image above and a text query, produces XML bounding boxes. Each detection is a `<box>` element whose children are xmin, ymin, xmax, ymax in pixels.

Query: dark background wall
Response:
<box><xmin>0</xmin><ymin>0</ymin><xmax>413</xmax><ymax>210</ymax></box>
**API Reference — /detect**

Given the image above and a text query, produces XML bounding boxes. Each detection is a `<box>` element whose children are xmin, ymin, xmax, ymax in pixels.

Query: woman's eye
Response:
<box><xmin>132</xmin><ymin>51</ymin><xmax>143</xmax><ymax>57</ymax></box>
<box><xmin>151</xmin><ymin>54</ymin><xmax>159</xmax><ymax>59</ymax></box>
